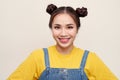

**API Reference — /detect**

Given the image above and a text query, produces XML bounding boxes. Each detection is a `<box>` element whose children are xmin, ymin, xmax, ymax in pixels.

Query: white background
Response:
<box><xmin>0</xmin><ymin>0</ymin><xmax>120</xmax><ymax>79</ymax></box>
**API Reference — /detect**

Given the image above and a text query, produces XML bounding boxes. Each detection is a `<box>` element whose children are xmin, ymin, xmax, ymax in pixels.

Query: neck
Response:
<box><xmin>56</xmin><ymin>45</ymin><xmax>74</xmax><ymax>54</ymax></box>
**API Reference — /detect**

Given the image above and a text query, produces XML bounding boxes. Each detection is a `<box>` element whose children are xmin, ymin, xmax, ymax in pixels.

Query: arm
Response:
<box><xmin>85</xmin><ymin>52</ymin><xmax>118</xmax><ymax>80</ymax></box>
<box><xmin>7</xmin><ymin>51</ymin><xmax>40</xmax><ymax>80</ymax></box>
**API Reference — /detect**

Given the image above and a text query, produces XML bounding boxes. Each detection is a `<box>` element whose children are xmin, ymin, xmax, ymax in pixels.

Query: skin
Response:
<box><xmin>51</xmin><ymin>13</ymin><xmax>78</xmax><ymax>54</ymax></box>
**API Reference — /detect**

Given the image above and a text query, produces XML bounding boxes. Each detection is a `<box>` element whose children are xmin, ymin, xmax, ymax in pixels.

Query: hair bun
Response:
<box><xmin>46</xmin><ymin>4</ymin><xmax>57</xmax><ymax>15</ymax></box>
<box><xmin>76</xmin><ymin>7</ymin><xmax>88</xmax><ymax>17</ymax></box>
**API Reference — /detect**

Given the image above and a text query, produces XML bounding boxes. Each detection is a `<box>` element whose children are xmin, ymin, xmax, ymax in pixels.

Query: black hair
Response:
<box><xmin>46</xmin><ymin>4</ymin><xmax>88</xmax><ymax>29</ymax></box>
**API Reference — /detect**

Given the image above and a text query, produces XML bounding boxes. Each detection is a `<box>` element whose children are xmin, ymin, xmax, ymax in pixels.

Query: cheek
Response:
<box><xmin>71</xmin><ymin>33</ymin><xmax>77</xmax><ymax>37</ymax></box>
<box><xmin>69</xmin><ymin>30</ymin><xmax>77</xmax><ymax>37</ymax></box>
<box><xmin>51</xmin><ymin>30</ymin><xmax>59</xmax><ymax>37</ymax></box>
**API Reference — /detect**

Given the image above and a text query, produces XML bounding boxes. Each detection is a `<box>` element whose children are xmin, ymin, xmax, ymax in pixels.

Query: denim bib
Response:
<box><xmin>39</xmin><ymin>48</ymin><xmax>89</xmax><ymax>80</ymax></box>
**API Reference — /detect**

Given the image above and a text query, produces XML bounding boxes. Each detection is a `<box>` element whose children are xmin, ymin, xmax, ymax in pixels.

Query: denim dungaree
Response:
<box><xmin>39</xmin><ymin>48</ymin><xmax>89</xmax><ymax>80</ymax></box>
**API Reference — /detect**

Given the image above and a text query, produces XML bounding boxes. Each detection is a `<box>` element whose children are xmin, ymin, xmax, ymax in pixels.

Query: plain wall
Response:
<box><xmin>0</xmin><ymin>0</ymin><xmax>120</xmax><ymax>79</ymax></box>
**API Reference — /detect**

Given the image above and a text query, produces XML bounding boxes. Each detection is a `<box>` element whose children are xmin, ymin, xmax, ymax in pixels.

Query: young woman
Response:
<box><xmin>7</xmin><ymin>4</ymin><xmax>118</xmax><ymax>80</ymax></box>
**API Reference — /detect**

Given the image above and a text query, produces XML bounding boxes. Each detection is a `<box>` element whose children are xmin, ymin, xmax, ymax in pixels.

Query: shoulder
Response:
<box><xmin>75</xmin><ymin>47</ymin><xmax>98</xmax><ymax>60</ymax></box>
<box><xmin>30</xmin><ymin>48</ymin><xmax>44</xmax><ymax>56</ymax></box>
<box><xmin>87</xmin><ymin>51</ymin><xmax>100</xmax><ymax>61</ymax></box>
<box><xmin>84</xmin><ymin>50</ymin><xmax>104</xmax><ymax>66</ymax></box>
<box><xmin>83</xmin><ymin>49</ymin><xmax>99</xmax><ymax>62</ymax></box>
<box><xmin>29</xmin><ymin>45</ymin><xmax>54</xmax><ymax>58</ymax></box>
<box><xmin>75</xmin><ymin>47</ymin><xmax>96</xmax><ymax>55</ymax></box>
<box><xmin>28</xmin><ymin>48</ymin><xmax>46</xmax><ymax>62</ymax></box>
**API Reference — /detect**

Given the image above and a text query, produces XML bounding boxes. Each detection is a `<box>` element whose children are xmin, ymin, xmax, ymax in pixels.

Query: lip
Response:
<box><xmin>59</xmin><ymin>38</ymin><xmax>70</xmax><ymax>43</ymax></box>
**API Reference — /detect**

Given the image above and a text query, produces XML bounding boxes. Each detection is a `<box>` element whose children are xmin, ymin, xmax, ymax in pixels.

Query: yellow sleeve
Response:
<box><xmin>7</xmin><ymin>49</ymin><xmax>43</xmax><ymax>80</ymax></box>
<box><xmin>85</xmin><ymin>52</ymin><xmax>118</xmax><ymax>80</ymax></box>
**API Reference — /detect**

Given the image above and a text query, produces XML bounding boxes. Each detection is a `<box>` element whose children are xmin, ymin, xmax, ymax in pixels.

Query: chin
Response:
<box><xmin>57</xmin><ymin>42</ymin><xmax>73</xmax><ymax>49</ymax></box>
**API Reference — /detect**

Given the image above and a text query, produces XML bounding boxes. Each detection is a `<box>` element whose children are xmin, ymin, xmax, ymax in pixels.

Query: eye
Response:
<box><xmin>67</xmin><ymin>26</ymin><xmax>73</xmax><ymax>29</ymax></box>
<box><xmin>54</xmin><ymin>26</ymin><xmax>61</xmax><ymax>29</ymax></box>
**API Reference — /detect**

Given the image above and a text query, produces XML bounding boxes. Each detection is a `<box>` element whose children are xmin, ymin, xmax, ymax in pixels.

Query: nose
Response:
<box><xmin>60</xmin><ymin>28</ymin><xmax>67</xmax><ymax>37</ymax></box>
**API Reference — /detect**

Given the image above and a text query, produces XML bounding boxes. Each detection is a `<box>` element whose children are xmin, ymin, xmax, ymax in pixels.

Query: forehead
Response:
<box><xmin>52</xmin><ymin>13</ymin><xmax>76</xmax><ymax>25</ymax></box>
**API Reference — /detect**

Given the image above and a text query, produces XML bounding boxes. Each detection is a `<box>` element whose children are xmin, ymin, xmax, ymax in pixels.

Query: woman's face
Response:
<box><xmin>51</xmin><ymin>13</ymin><xmax>78</xmax><ymax>49</ymax></box>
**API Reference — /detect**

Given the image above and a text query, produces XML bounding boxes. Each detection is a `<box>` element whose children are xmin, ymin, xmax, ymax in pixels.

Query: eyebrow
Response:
<box><xmin>54</xmin><ymin>24</ymin><xmax>74</xmax><ymax>26</ymax></box>
<box><xmin>66</xmin><ymin>24</ymin><xmax>74</xmax><ymax>26</ymax></box>
<box><xmin>54</xmin><ymin>24</ymin><xmax>61</xmax><ymax>26</ymax></box>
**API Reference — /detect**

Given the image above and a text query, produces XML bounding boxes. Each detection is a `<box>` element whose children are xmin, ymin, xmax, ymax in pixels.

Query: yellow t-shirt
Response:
<box><xmin>7</xmin><ymin>45</ymin><xmax>118</xmax><ymax>80</ymax></box>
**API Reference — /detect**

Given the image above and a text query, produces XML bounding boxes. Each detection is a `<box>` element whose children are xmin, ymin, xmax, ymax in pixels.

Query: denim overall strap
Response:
<box><xmin>80</xmin><ymin>50</ymin><xmax>89</xmax><ymax>69</ymax></box>
<box><xmin>43</xmin><ymin>48</ymin><xmax>50</xmax><ymax>68</ymax></box>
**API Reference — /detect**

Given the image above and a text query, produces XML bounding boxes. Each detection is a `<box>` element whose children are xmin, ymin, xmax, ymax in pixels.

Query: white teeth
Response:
<box><xmin>59</xmin><ymin>38</ymin><xmax>70</xmax><ymax>39</ymax></box>
<box><xmin>58</xmin><ymin>38</ymin><xmax>70</xmax><ymax>43</ymax></box>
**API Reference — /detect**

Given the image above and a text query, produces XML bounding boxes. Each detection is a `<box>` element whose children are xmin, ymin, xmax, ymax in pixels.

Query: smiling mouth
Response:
<box><xmin>59</xmin><ymin>38</ymin><xmax>70</xmax><ymax>43</ymax></box>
